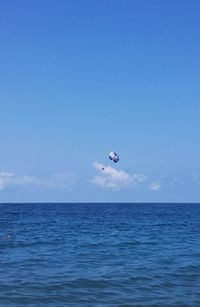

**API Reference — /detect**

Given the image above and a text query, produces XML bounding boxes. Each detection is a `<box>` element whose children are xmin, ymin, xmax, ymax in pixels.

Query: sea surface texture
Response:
<box><xmin>1</xmin><ymin>203</ymin><xmax>200</xmax><ymax>306</ymax></box>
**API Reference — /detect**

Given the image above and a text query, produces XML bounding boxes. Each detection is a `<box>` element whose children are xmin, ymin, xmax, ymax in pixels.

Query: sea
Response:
<box><xmin>0</xmin><ymin>203</ymin><xmax>200</xmax><ymax>306</ymax></box>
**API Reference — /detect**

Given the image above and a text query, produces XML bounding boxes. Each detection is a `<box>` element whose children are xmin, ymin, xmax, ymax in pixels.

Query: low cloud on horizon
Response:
<box><xmin>92</xmin><ymin>162</ymin><xmax>165</xmax><ymax>192</ymax></box>
<box><xmin>148</xmin><ymin>182</ymin><xmax>161</xmax><ymax>191</ymax></box>
<box><xmin>0</xmin><ymin>172</ymin><xmax>75</xmax><ymax>191</ymax></box>
<box><xmin>92</xmin><ymin>162</ymin><xmax>155</xmax><ymax>191</ymax></box>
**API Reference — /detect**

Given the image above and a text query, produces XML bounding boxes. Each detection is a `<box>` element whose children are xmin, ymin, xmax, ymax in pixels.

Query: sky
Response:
<box><xmin>0</xmin><ymin>0</ymin><xmax>200</xmax><ymax>202</ymax></box>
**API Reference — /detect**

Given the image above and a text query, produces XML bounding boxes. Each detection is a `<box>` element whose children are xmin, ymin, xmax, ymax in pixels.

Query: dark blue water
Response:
<box><xmin>1</xmin><ymin>203</ymin><xmax>200</xmax><ymax>306</ymax></box>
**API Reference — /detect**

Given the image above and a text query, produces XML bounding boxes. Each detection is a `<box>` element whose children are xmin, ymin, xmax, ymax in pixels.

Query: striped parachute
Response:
<box><xmin>109</xmin><ymin>152</ymin><xmax>119</xmax><ymax>163</ymax></box>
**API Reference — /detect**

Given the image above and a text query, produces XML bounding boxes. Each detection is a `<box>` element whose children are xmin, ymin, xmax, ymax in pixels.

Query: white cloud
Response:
<box><xmin>93</xmin><ymin>162</ymin><xmax>147</xmax><ymax>190</ymax></box>
<box><xmin>148</xmin><ymin>182</ymin><xmax>161</xmax><ymax>191</ymax></box>
<box><xmin>0</xmin><ymin>172</ymin><xmax>15</xmax><ymax>190</ymax></box>
<box><xmin>0</xmin><ymin>172</ymin><xmax>75</xmax><ymax>191</ymax></box>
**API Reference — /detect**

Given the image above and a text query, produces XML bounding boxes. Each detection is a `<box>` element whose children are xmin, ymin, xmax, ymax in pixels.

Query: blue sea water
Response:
<box><xmin>0</xmin><ymin>203</ymin><xmax>200</xmax><ymax>306</ymax></box>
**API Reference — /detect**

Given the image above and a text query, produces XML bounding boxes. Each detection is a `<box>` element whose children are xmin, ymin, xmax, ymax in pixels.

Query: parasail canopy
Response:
<box><xmin>109</xmin><ymin>151</ymin><xmax>119</xmax><ymax>163</ymax></box>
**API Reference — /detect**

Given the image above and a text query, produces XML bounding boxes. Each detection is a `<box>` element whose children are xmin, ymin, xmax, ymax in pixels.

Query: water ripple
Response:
<box><xmin>0</xmin><ymin>203</ymin><xmax>200</xmax><ymax>306</ymax></box>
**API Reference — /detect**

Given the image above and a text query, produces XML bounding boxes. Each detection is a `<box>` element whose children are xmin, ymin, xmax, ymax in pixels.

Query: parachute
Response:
<box><xmin>109</xmin><ymin>151</ymin><xmax>119</xmax><ymax>163</ymax></box>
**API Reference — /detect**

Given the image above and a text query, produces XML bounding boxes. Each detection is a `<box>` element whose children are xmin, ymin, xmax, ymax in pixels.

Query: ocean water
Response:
<box><xmin>0</xmin><ymin>203</ymin><xmax>200</xmax><ymax>306</ymax></box>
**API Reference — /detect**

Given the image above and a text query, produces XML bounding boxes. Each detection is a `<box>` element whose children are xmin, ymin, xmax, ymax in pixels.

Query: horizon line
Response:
<box><xmin>0</xmin><ymin>202</ymin><xmax>200</xmax><ymax>205</ymax></box>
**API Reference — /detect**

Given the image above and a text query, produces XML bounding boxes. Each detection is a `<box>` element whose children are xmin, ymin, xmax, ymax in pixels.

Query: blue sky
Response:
<box><xmin>0</xmin><ymin>0</ymin><xmax>200</xmax><ymax>202</ymax></box>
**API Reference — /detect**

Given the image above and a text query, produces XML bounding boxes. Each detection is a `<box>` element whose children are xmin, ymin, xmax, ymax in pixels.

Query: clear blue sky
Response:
<box><xmin>0</xmin><ymin>0</ymin><xmax>200</xmax><ymax>202</ymax></box>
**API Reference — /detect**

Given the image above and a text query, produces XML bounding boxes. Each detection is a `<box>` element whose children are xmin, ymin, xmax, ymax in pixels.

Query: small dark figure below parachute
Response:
<box><xmin>101</xmin><ymin>151</ymin><xmax>120</xmax><ymax>170</ymax></box>
<box><xmin>109</xmin><ymin>151</ymin><xmax>119</xmax><ymax>163</ymax></box>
